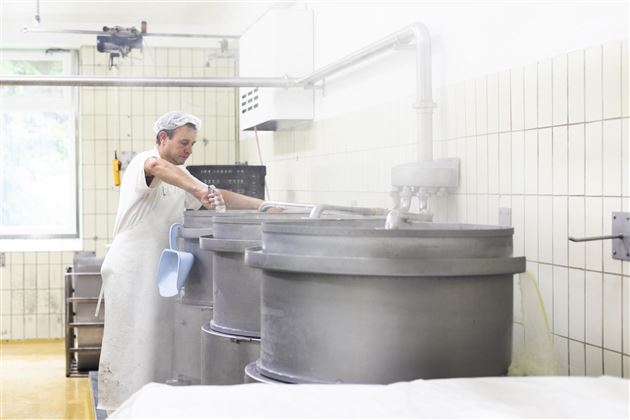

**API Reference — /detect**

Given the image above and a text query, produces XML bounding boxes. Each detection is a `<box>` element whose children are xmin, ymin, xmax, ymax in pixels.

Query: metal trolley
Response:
<box><xmin>64</xmin><ymin>252</ymin><xmax>105</xmax><ymax>377</ymax></box>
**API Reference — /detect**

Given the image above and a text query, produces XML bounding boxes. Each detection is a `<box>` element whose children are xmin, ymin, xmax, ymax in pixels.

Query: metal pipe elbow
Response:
<box><xmin>408</xmin><ymin>22</ymin><xmax>431</xmax><ymax>44</ymax></box>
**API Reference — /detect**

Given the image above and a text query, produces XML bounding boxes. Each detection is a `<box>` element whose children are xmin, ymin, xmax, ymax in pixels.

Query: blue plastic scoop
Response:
<box><xmin>156</xmin><ymin>223</ymin><xmax>194</xmax><ymax>297</ymax></box>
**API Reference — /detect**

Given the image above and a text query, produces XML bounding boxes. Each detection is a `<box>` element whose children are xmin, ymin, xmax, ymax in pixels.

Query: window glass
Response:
<box><xmin>0</xmin><ymin>50</ymin><xmax>79</xmax><ymax>241</ymax></box>
<box><xmin>1</xmin><ymin>59</ymin><xmax>65</xmax><ymax>97</ymax></box>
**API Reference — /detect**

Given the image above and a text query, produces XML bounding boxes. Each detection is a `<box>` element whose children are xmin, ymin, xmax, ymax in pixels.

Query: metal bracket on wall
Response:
<box><xmin>0</xmin><ymin>252</ymin><xmax>5</xmax><ymax>267</ymax></box>
<box><xmin>498</xmin><ymin>208</ymin><xmax>512</xmax><ymax>227</ymax></box>
<box><xmin>568</xmin><ymin>211</ymin><xmax>630</xmax><ymax>261</ymax></box>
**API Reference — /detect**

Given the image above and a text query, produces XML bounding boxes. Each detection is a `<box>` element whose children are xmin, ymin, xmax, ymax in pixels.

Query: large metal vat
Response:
<box><xmin>199</xmin><ymin>213</ymin><xmax>315</xmax><ymax>338</ymax></box>
<box><xmin>170</xmin><ymin>300</ymin><xmax>213</xmax><ymax>385</ymax></box>
<box><xmin>198</xmin><ymin>213</ymin><xmax>305</xmax><ymax>384</ymax></box>
<box><xmin>178</xmin><ymin>210</ymin><xmax>216</xmax><ymax>306</ymax></box>
<box><xmin>200</xmin><ymin>323</ymin><xmax>260</xmax><ymax>385</ymax></box>
<box><xmin>245</xmin><ymin>218</ymin><xmax>526</xmax><ymax>384</ymax></box>
<box><xmin>169</xmin><ymin>210</ymin><xmax>214</xmax><ymax>385</ymax></box>
<box><xmin>179</xmin><ymin>210</ymin><xmax>258</xmax><ymax>304</ymax></box>
<box><xmin>171</xmin><ymin>210</ymin><xmax>255</xmax><ymax>386</ymax></box>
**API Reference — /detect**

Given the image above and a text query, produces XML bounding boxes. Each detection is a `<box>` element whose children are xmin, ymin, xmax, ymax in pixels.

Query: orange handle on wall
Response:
<box><xmin>113</xmin><ymin>151</ymin><xmax>122</xmax><ymax>187</ymax></box>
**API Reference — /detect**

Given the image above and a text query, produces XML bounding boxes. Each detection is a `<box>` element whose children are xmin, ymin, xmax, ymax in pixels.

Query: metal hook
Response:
<box><xmin>568</xmin><ymin>212</ymin><xmax>630</xmax><ymax>261</ymax></box>
<box><xmin>568</xmin><ymin>234</ymin><xmax>624</xmax><ymax>242</ymax></box>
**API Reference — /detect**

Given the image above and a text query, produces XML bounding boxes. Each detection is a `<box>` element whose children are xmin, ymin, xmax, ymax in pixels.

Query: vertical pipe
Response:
<box><xmin>233</xmin><ymin>51</ymin><xmax>241</xmax><ymax>163</ymax></box>
<box><xmin>410</xmin><ymin>23</ymin><xmax>435</xmax><ymax>163</ymax></box>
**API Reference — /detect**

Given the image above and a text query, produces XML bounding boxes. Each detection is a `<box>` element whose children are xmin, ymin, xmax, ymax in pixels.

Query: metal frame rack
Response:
<box><xmin>64</xmin><ymin>263</ymin><xmax>105</xmax><ymax>377</ymax></box>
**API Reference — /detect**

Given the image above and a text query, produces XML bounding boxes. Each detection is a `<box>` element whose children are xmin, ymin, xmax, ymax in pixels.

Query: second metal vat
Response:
<box><xmin>245</xmin><ymin>218</ymin><xmax>526</xmax><ymax>384</ymax></box>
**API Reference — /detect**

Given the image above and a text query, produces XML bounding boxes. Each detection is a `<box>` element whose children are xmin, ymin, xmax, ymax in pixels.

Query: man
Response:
<box><xmin>97</xmin><ymin>111</ymin><xmax>263</xmax><ymax>411</ymax></box>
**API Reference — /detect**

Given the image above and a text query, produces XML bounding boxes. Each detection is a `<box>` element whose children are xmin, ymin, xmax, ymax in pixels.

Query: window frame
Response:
<box><xmin>0</xmin><ymin>49</ymin><xmax>82</xmax><ymax>251</ymax></box>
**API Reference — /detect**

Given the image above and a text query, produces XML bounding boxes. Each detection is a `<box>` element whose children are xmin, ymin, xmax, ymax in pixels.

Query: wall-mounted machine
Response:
<box><xmin>239</xmin><ymin>10</ymin><xmax>314</xmax><ymax>131</ymax></box>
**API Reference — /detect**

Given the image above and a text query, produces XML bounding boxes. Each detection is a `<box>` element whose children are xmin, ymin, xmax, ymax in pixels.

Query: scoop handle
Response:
<box><xmin>169</xmin><ymin>223</ymin><xmax>182</xmax><ymax>250</ymax></box>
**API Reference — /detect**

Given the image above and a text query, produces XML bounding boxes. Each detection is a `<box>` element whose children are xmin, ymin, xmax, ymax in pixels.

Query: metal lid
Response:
<box><xmin>201</xmin><ymin>322</ymin><xmax>260</xmax><ymax>342</ymax></box>
<box><xmin>261</xmin><ymin>218</ymin><xmax>515</xmax><ymax>238</ymax></box>
<box><xmin>210</xmin><ymin>320</ymin><xmax>260</xmax><ymax>339</ymax></box>
<box><xmin>245</xmin><ymin>247</ymin><xmax>526</xmax><ymax>277</ymax></box>
<box><xmin>179</xmin><ymin>226</ymin><xmax>214</xmax><ymax>238</ymax></box>
<box><xmin>183</xmin><ymin>209</ymin><xmax>259</xmax><ymax>228</ymax></box>
<box><xmin>199</xmin><ymin>235</ymin><xmax>260</xmax><ymax>253</ymax></box>
<box><xmin>212</xmin><ymin>213</ymin><xmax>311</xmax><ymax>226</ymax></box>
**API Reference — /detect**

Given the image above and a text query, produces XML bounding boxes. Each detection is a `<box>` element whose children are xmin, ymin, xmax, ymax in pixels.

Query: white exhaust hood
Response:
<box><xmin>239</xmin><ymin>9</ymin><xmax>314</xmax><ymax>131</ymax></box>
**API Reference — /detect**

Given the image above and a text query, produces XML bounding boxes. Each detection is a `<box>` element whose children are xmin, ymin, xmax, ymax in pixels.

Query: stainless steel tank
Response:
<box><xmin>198</xmin><ymin>213</ymin><xmax>307</xmax><ymax>384</ymax></box>
<box><xmin>200</xmin><ymin>322</ymin><xmax>260</xmax><ymax>385</ymax></box>
<box><xmin>245</xmin><ymin>218</ymin><xmax>526</xmax><ymax>384</ymax></box>
<box><xmin>178</xmin><ymin>210</ymin><xmax>216</xmax><ymax>306</ymax></box>
<box><xmin>180</xmin><ymin>210</ymin><xmax>259</xmax><ymax>304</ymax></box>
<box><xmin>169</xmin><ymin>300</ymin><xmax>213</xmax><ymax>385</ymax></box>
<box><xmin>199</xmin><ymin>213</ymin><xmax>316</xmax><ymax>338</ymax></box>
<box><xmin>172</xmin><ymin>210</ymin><xmax>255</xmax><ymax>385</ymax></box>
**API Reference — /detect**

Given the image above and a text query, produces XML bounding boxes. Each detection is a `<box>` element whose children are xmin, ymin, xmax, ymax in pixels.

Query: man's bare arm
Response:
<box><xmin>219</xmin><ymin>189</ymin><xmax>264</xmax><ymax>210</ymax></box>
<box><xmin>144</xmin><ymin>157</ymin><xmax>211</xmax><ymax>207</ymax></box>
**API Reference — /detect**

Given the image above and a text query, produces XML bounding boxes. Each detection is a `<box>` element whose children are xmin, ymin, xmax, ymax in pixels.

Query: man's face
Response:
<box><xmin>159</xmin><ymin>125</ymin><xmax>197</xmax><ymax>165</ymax></box>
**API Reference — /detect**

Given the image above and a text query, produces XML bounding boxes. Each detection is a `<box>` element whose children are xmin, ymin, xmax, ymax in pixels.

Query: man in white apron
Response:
<box><xmin>98</xmin><ymin>111</ymin><xmax>264</xmax><ymax>411</ymax></box>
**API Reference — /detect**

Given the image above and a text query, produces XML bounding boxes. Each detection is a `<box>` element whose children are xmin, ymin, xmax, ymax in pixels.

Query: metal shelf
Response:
<box><xmin>67</xmin><ymin>297</ymin><xmax>100</xmax><ymax>303</ymax></box>
<box><xmin>65</xmin><ymin>271</ymin><xmax>103</xmax><ymax>277</ymax></box>
<box><xmin>69</xmin><ymin>321</ymin><xmax>104</xmax><ymax>327</ymax></box>
<box><xmin>65</xmin><ymin>260</ymin><xmax>105</xmax><ymax>378</ymax></box>
<box><xmin>67</xmin><ymin>359</ymin><xmax>88</xmax><ymax>378</ymax></box>
<box><xmin>69</xmin><ymin>346</ymin><xmax>102</xmax><ymax>352</ymax></box>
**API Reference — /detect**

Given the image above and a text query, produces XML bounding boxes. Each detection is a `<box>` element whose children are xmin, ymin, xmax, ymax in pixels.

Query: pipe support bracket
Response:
<box><xmin>568</xmin><ymin>212</ymin><xmax>630</xmax><ymax>261</ymax></box>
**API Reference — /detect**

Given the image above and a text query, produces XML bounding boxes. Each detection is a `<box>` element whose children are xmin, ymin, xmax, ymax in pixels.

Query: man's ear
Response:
<box><xmin>158</xmin><ymin>131</ymin><xmax>167</xmax><ymax>146</ymax></box>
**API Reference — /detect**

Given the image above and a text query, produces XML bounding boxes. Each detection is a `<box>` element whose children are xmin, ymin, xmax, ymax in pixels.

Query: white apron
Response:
<box><xmin>97</xmin><ymin>183</ymin><xmax>184</xmax><ymax>411</ymax></box>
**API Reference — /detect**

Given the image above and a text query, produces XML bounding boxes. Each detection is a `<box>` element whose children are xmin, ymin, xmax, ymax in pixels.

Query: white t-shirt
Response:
<box><xmin>112</xmin><ymin>147</ymin><xmax>201</xmax><ymax>236</ymax></box>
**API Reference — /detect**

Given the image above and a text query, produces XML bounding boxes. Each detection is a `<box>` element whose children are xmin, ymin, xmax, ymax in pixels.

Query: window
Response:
<box><xmin>0</xmin><ymin>50</ymin><xmax>80</xmax><ymax>251</ymax></box>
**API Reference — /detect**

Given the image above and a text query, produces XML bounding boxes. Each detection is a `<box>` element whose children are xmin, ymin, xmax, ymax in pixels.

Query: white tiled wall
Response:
<box><xmin>240</xmin><ymin>40</ymin><xmax>630</xmax><ymax>377</ymax></box>
<box><xmin>1</xmin><ymin>46</ymin><xmax>236</xmax><ymax>340</ymax></box>
<box><xmin>0</xmin><ymin>252</ymin><xmax>67</xmax><ymax>340</ymax></box>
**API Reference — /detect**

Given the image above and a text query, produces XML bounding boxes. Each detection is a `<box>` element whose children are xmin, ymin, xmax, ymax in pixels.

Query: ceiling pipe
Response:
<box><xmin>22</xmin><ymin>27</ymin><xmax>240</xmax><ymax>39</ymax></box>
<box><xmin>2</xmin><ymin>25</ymin><xmax>431</xmax><ymax>88</ymax></box>
<box><xmin>0</xmin><ymin>75</ymin><xmax>296</xmax><ymax>88</ymax></box>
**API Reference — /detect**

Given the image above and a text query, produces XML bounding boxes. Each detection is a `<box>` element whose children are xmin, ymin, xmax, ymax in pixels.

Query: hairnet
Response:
<box><xmin>153</xmin><ymin>111</ymin><xmax>202</xmax><ymax>134</ymax></box>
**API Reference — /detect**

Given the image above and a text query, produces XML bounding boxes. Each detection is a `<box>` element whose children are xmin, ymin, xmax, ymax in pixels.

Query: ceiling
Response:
<box><xmin>3</xmin><ymin>0</ymin><xmax>279</xmax><ymax>27</ymax></box>
<box><xmin>1</xmin><ymin>0</ymin><xmax>285</xmax><ymax>48</ymax></box>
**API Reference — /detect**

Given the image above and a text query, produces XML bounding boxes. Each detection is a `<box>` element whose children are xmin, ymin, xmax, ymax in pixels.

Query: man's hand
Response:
<box><xmin>193</xmin><ymin>186</ymin><xmax>213</xmax><ymax>210</ymax></box>
<box><xmin>208</xmin><ymin>186</ymin><xmax>226</xmax><ymax>211</ymax></box>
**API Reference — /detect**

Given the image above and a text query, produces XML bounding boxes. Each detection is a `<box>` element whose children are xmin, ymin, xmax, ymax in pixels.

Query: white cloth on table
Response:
<box><xmin>110</xmin><ymin>376</ymin><xmax>629</xmax><ymax>419</ymax></box>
